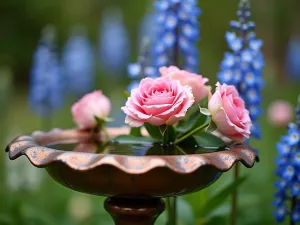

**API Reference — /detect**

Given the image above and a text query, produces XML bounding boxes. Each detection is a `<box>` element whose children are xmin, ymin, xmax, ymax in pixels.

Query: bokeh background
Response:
<box><xmin>0</xmin><ymin>0</ymin><xmax>300</xmax><ymax>224</ymax></box>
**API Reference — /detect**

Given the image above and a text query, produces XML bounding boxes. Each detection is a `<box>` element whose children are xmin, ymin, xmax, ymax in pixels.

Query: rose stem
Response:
<box><xmin>160</xmin><ymin>125</ymin><xmax>168</xmax><ymax>146</ymax></box>
<box><xmin>173</xmin><ymin>121</ymin><xmax>210</xmax><ymax>145</ymax></box>
<box><xmin>166</xmin><ymin>197</ymin><xmax>173</xmax><ymax>225</ymax></box>
<box><xmin>102</xmin><ymin>126</ymin><xmax>110</xmax><ymax>140</ymax></box>
<box><xmin>230</xmin><ymin>163</ymin><xmax>239</xmax><ymax>225</ymax></box>
<box><xmin>173</xmin><ymin>196</ymin><xmax>177</xmax><ymax>225</ymax></box>
<box><xmin>96</xmin><ymin>118</ymin><xmax>110</xmax><ymax>141</ymax></box>
<box><xmin>291</xmin><ymin>196</ymin><xmax>297</xmax><ymax>225</ymax></box>
<box><xmin>175</xmin><ymin>145</ymin><xmax>187</xmax><ymax>155</ymax></box>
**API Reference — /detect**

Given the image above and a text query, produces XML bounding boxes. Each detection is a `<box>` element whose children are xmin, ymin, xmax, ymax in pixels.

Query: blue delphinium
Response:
<box><xmin>274</xmin><ymin>98</ymin><xmax>300</xmax><ymax>223</ymax></box>
<box><xmin>153</xmin><ymin>0</ymin><xmax>201</xmax><ymax>72</ymax></box>
<box><xmin>286</xmin><ymin>36</ymin><xmax>300</xmax><ymax>81</ymax></box>
<box><xmin>62</xmin><ymin>27</ymin><xmax>95</xmax><ymax>97</ymax></box>
<box><xmin>29</xmin><ymin>27</ymin><xmax>63</xmax><ymax>117</ymax></box>
<box><xmin>127</xmin><ymin>38</ymin><xmax>158</xmax><ymax>92</ymax></box>
<box><xmin>99</xmin><ymin>8</ymin><xmax>130</xmax><ymax>74</ymax></box>
<box><xmin>139</xmin><ymin>12</ymin><xmax>155</xmax><ymax>48</ymax></box>
<box><xmin>218</xmin><ymin>0</ymin><xmax>265</xmax><ymax>139</ymax></box>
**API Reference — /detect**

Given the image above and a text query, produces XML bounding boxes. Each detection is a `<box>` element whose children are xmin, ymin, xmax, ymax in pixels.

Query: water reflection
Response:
<box><xmin>49</xmin><ymin>141</ymin><xmax>229</xmax><ymax>156</ymax></box>
<box><xmin>73</xmin><ymin>143</ymin><xmax>98</xmax><ymax>153</ymax></box>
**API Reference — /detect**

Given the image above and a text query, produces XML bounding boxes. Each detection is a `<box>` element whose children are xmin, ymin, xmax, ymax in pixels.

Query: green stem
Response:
<box><xmin>175</xmin><ymin>145</ymin><xmax>187</xmax><ymax>155</ymax></box>
<box><xmin>173</xmin><ymin>197</ymin><xmax>177</xmax><ymax>225</ymax></box>
<box><xmin>161</xmin><ymin>125</ymin><xmax>168</xmax><ymax>146</ymax></box>
<box><xmin>174</xmin><ymin>121</ymin><xmax>210</xmax><ymax>145</ymax></box>
<box><xmin>96</xmin><ymin>119</ymin><xmax>110</xmax><ymax>141</ymax></box>
<box><xmin>102</xmin><ymin>126</ymin><xmax>110</xmax><ymax>140</ymax></box>
<box><xmin>166</xmin><ymin>198</ymin><xmax>172</xmax><ymax>225</ymax></box>
<box><xmin>166</xmin><ymin>197</ymin><xmax>177</xmax><ymax>225</ymax></box>
<box><xmin>230</xmin><ymin>163</ymin><xmax>239</xmax><ymax>225</ymax></box>
<box><xmin>162</xmin><ymin>132</ymin><xmax>167</xmax><ymax>146</ymax></box>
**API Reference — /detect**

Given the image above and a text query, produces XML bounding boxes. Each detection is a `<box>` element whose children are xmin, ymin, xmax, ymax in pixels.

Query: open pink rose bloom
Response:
<box><xmin>208</xmin><ymin>82</ymin><xmax>252</xmax><ymax>142</ymax></box>
<box><xmin>122</xmin><ymin>76</ymin><xmax>194</xmax><ymax>127</ymax></box>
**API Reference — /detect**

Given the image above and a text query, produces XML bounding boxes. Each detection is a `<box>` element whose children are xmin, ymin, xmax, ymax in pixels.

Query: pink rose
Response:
<box><xmin>159</xmin><ymin>66</ymin><xmax>210</xmax><ymax>103</ymax></box>
<box><xmin>72</xmin><ymin>91</ymin><xmax>111</xmax><ymax>129</ymax></box>
<box><xmin>268</xmin><ymin>100</ymin><xmax>293</xmax><ymax>127</ymax></box>
<box><xmin>121</xmin><ymin>76</ymin><xmax>194</xmax><ymax>127</ymax></box>
<box><xmin>208</xmin><ymin>82</ymin><xmax>252</xmax><ymax>142</ymax></box>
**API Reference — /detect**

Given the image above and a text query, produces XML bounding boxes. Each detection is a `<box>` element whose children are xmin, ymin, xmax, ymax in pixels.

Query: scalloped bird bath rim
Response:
<box><xmin>5</xmin><ymin>128</ymin><xmax>258</xmax><ymax>196</ymax></box>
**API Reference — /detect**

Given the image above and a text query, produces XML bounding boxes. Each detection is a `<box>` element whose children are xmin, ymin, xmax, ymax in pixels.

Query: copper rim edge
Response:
<box><xmin>5</xmin><ymin>128</ymin><xmax>259</xmax><ymax>175</ymax></box>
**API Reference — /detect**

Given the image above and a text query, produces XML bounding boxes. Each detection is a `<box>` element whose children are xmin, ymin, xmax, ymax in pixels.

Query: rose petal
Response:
<box><xmin>147</xmin><ymin>116</ymin><xmax>165</xmax><ymax>126</ymax></box>
<box><xmin>125</xmin><ymin>115</ymin><xmax>145</xmax><ymax>127</ymax></box>
<box><xmin>142</xmin><ymin>104</ymin><xmax>173</xmax><ymax>116</ymax></box>
<box><xmin>208</xmin><ymin>92</ymin><xmax>222</xmax><ymax>115</ymax></box>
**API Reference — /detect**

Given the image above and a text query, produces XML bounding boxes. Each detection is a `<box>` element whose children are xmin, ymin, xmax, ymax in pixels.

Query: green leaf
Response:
<box><xmin>144</xmin><ymin>123</ymin><xmax>162</xmax><ymax>140</ymax></box>
<box><xmin>164</xmin><ymin>126</ymin><xmax>177</xmax><ymax>143</ymax></box>
<box><xmin>199</xmin><ymin>107</ymin><xmax>211</xmax><ymax>116</ymax></box>
<box><xmin>199</xmin><ymin>176</ymin><xmax>247</xmax><ymax>217</ymax></box>
<box><xmin>194</xmin><ymin>133</ymin><xmax>226</xmax><ymax>149</ymax></box>
<box><xmin>130</xmin><ymin>127</ymin><xmax>142</xmax><ymax>137</ymax></box>
<box><xmin>94</xmin><ymin>116</ymin><xmax>114</xmax><ymax>126</ymax></box>
<box><xmin>199</xmin><ymin>96</ymin><xmax>209</xmax><ymax>108</ymax></box>
<box><xmin>94</xmin><ymin>116</ymin><xmax>103</xmax><ymax>125</ymax></box>
<box><xmin>177</xmin><ymin>136</ymin><xmax>198</xmax><ymax>149</ymax></box>
<box><xmin>204</xmin><ymin>216</ymin><xmax>227</xmax><ymax>225</ymax></box>
<box><xmin>177</xmin><ymin>110</ymin><xmax>206</xmax><ymax>134</ymax></box>
<box><xmin>113</xmin><ymin>135</ymin><xmax>156</xmax><ymax>145</ymax></box>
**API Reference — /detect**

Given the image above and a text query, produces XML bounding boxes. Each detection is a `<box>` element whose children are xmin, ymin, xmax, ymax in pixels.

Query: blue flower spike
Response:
<box><xmin>153</xmin><ymin>0</ymin><xmax>201</xmax><ymax>72</ymax></box>
<box><xmin>99</xmin><ymin>7</ymin><xmax>130</xmax><ymax>74</ymax></box>
<box><xmin>127</xmin><ymin>38</ymin><xmax>157</xmax><ymax>92</ymax></box>
<box><xmin>62</xmin><ymin>26</ymin><xmax>95</xmax><ymax>97</ymax></box>
<box><xmin>29</xmin><ymin>26</ymin><xmax>64</xmax><ymax>117</ymax></box>
<box><xmin>218</xmin><ymin>0</ymin><xmax>265</xmax><ymax>140</ymax></box>
<box><xmin>274</xmin><ymin>97</ymin><xmax>300</xmax><ymax>223</ymax></box>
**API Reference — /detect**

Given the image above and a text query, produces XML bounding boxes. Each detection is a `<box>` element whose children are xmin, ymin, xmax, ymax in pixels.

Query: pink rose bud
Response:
<box><xmin>208</xmin><ymin>82</ymin><xmax>252</xmax><ymax>142</ymax></box>
<box><xmin>72</xmin><ymin>91</ymin><xmax>111</xmax><ymax>129</ymax></box>
<box><xmin>121</xmin><ymin>76</ymin><xmax>194</xmax><ymax>127</ymax></box>
<box><xmin>267</xmin><ymin>100</ymin><xmax>293</xmax><ymax>127</ymax></box>
<box><xmin>159</xmin><ymin>66</ymin><xmax>210</xmax><ymax>103</ymax></box>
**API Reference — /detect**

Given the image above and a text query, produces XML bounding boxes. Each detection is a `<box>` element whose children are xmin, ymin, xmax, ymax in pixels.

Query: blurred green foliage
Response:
<box><xmin>0</xmin><ymin>0</ymin><xmax>300</xmax><ymax>224</ymax></box>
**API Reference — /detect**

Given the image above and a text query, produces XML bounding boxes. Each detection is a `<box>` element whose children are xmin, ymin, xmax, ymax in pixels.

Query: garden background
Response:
<box><xmin>0</xmin><ymin>0</ymin><xmax>300</xmax><ymax>224</ymax></box>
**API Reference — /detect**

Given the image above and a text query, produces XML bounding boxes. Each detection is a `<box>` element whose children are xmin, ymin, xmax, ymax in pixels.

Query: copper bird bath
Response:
<box><xmin>6</xmin><ymin>128</ymin><xmax>258</xmax><ymax>225</ymax></box>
